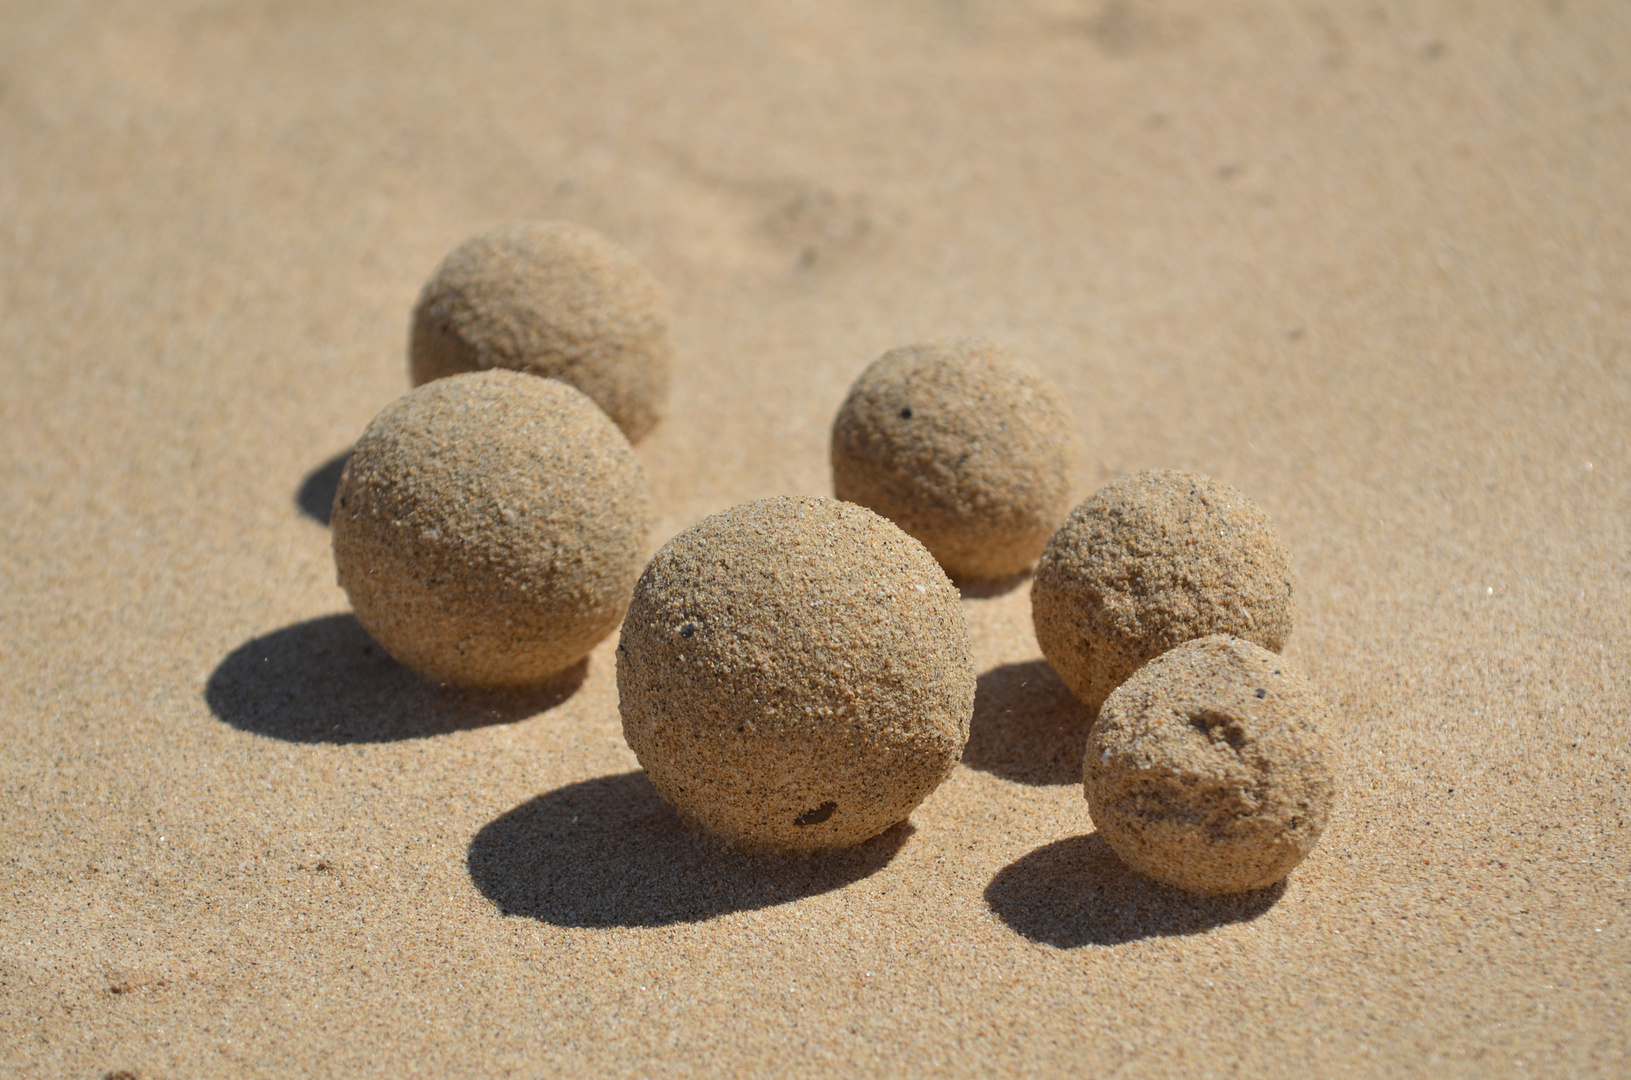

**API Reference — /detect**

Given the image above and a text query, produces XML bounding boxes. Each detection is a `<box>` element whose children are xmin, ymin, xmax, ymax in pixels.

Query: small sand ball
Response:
<box><xmin>409</xmin><ymin>221</ymin><xmax>672</xmax><ymax>442</ymax></box>
<box><xmin>332</xmin><ymin>370</ymin><xmax>649</xmax><ymax>688</ymax></box>
<box><xmin>618</xmin><ymin>495</ymin><xmax>975</xmax><ymax>850</ymax></box>
<box><xmin>1032</xmin><ymin>469</ymin><xmax>1294</xmax><ymax>713</ymax></box>
<box><xmin>1085</xmin><ymin>634</ymin><xmax>1336</xmax><ymax>895</ymax></box>
<box><xmin>830</xmin><ymin>338</ymin><xmax>1076</xmax><ymax>582</ymax></box>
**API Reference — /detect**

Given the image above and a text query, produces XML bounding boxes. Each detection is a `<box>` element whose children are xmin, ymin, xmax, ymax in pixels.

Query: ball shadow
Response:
<box><xmin>960</xmin><ymin>659</ymin><xmax>1090</xmax><ymax>786</ymax></box>
<box><xmin>955</xmin><ymin>569</ymin><xmax>1031</xmax><ymax>599</ymax></box>
<box><xmin>984</xmin><ymin>833</ymin><xmax>1285</xmax><ymax>948</ymax></box>
<box><xmin>206</xmin><ymin>614</ymin><xmax>583</xmax><ymax>744</ymax></box>
<box><xmin>467</xmin><ymin>771</ymin><xmax>912</xmax><ymax>927</ymax></box>
<box><xmin>296</xmin><ymin>450</ymin><xmax>350</xmax><ymax>525</ymax></box>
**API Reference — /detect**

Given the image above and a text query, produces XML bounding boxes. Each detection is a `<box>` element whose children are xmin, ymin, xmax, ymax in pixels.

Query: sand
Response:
<box><xmin>0</xmin><ymin>2</ymin><xmax>1626</xmax><ymax>1077</ymax></box>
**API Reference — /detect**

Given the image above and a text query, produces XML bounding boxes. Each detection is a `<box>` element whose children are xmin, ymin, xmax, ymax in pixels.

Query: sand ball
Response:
<box><xmin>1032</xmin><ymin>469</ymin><xmax>1294</xmax><ymax>713</ymax></box>
<box><xmin>1085</xmin><ymin>634</ymin><xmax>1336</xmax><ymax>895</ymax></box>
<box><xmin>830</xmin><ymin>338</ymin><xmax>1076</xmax><ymax>582</ymax></box>
<box><xmin>618</xmin><ymin>495</ymin><xmax>975</xmax><ymax>850</ymax></box>
<box><xmin>332</xmin><ymin>370</ymin><xmax>649</xmax><ymax>688</ymax></box>
<box><xmin>409</xmin><ymin>221</ymin><xmax>672</xmax><ymax>442</ymax></box>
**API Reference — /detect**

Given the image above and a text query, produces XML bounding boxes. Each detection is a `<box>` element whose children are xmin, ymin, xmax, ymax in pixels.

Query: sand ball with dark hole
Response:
<box><xmin>618</xmin><ymin>495</ymin><xmax>975</xmax><ymax>850</ymax></box>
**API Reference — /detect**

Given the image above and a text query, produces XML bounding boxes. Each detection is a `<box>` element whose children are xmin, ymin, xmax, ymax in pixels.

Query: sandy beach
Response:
<box><xmin>2</xmin><ymin>1</ymin><xmax>1627</xmax><ymax>1075</ymax></box>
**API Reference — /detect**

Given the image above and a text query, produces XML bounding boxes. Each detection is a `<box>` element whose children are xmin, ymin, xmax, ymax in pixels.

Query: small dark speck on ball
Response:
<box><xmin>795</xmin><ymin>801</ymin><xmax>838</xmax><ymax>826</ymax></box>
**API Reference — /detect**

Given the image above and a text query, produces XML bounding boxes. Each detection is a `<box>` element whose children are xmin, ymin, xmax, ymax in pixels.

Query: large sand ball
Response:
<box><xmin>332</xmin><ymin>371</ymin><xmax>649</xmax><ymax>688</ymax></box>
<box><xmin>618</xmin><ymin>495</ymin><xmax>975</xmax><ymax>850</ymax></box>
<box><xmin>1085</xmin><ymin>635</ymin><xmax>1336</xmax><ymax>895</ymax></box>
<box><xmin>1032</xmin><ymin>469</ymin><xmax>1295</xmax><ymax>713</ymax></box>
<box><xmin>409</xmin><ymin>221</ymin><xmax>672</xmax><ymax>442</ymax></box>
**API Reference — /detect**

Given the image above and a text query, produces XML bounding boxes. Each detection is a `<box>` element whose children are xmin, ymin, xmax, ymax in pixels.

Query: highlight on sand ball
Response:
<box><xmin>332</xmin><ymin>370</ymin><xmax>649</xmax><ymax>688</ymax></box>
<box><xmin>1032</xmin><ymin>469</ymin><xmax>1295</xmax><ymax>714</ymax></box>
<box><xmin>1084</xmin><ymin>634</ymin><xmax>1337</xmax><ymax>895</ymax></box>
<box><xmin>617</xmin><ymin>495</ymin><xmax>976</xmax><ymax>851</ymax></box>
<box><xmin>409</xmin><ymin>221</ymin><xmax>672</xmax><ymax>442</ymax></box>
<box><xmin>830</xmin><ymin>337</ymin><xmax>1076</xmax><ymax>583</ymax></box>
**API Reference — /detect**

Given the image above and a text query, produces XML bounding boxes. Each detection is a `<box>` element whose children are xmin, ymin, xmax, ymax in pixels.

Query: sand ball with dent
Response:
<box><xmin>332</xmin><ymin>370</ymin><xmax>649</xmax><ymax>688</ymax></box>
<box><xmin>1032</xmin><ymin>469</ymin><xmax>1294</xmax><ymax>713</ymax></box>
<box><xmin>618</xmin><ymin>495</ymin><xmax>975</xmax><ymax>850</ymax></box>
<box><xmin>1086</xmin><ymin>634</ymin><xmax>1336</xmax><ymax>895</ymax></box>
<box><xmin>830</xmin><ymin>338</ymin><xmax>1076</xmax><ymax>582</ymax></box>
<box><xmin>409</xmin><ymin>221</ymin><xmax>672</xmax><ymax>442</ymax></box>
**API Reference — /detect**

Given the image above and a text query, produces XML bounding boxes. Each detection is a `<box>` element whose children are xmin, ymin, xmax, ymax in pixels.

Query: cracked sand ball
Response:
<box><xmin>618</xmin><ymin>495</ymin><xmax>975</xmax><ymax>850</ymax></box>
<box><xmin>1085</xmin><ymin>634</ymin><xmax>1336</xmax><ymax>895</ymax></box>
<box><xmin>332</xmin><ymin>370</ymin><xmax>649</xmax><ymax>687</ymax></box>
<box><xmin>409</xmin><ymin>221</ymin><xmax>672</xmax><ymax>442</ymax></box>
<box><xmin>1032</xmin><ymin>469</ymin><xmax>1294</xmax><ymax>713</ymax></box>
<box><xmin>830</xmin><ymin>337</ymin><xmax>1076</xmax><ymax>582</ymax></box>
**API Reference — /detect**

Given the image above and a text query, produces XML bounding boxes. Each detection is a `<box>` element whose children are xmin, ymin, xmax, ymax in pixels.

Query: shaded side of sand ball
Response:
<box><xmin>1032</xmin><ymin>469</ymin><xmax>1294</xmax><ymax>713</ymax></box>
<box><xmin>618</xmin><ymin>495</ymin><xmax>975</xmax><ymax>850</ymax></box>
<box><xmin>409</xmin><ymin>221</ymin><xmax>672</xmax><ymax>442</ymax></box>
<box><xmin>830</xmin><ymin>338</ymin><xmax>1076</xmax><ymax>582</ymax></box>
<box><xmin>1085</xmin><ymin>634</ymin><xmax>1336</xmax><ymax>895</ymax></box>
<box><xmin>333</xmin><ymin>371</ymin><xmax>649</xmax><ymax>688</ymax></box>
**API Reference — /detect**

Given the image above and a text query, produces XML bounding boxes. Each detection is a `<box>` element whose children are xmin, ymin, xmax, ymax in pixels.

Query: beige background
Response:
<box><xmin>2</xmin><ymin>1</ymin><xmax>1627</xmax><ymax>1076</ymax></box>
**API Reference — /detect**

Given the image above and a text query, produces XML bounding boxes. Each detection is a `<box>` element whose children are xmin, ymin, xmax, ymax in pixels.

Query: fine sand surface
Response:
<box><xmin>2</xmin><ymin>2</ymin><xmax>1627</xmax><ymax>1076</ymax></box>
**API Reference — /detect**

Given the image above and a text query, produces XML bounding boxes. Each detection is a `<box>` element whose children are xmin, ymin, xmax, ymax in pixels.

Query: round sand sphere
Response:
<box><xmin>830</xmin><ymin>338</ymin><xmax>1076</xmax><ymax>582</ymax></box>
<box><xmin>617</xmin><ymin>495</ymin><xmax>975</xmax><ymax>850</ymax></box>
<box><xmin>332</xmin><ymin>371</ymin><xmax>649</xmax><ymax>688</ymax></box>
<box><xmin>1032</xmin><ymin>469</ymin><xmax>1294</xmax><ymax>713</ymax></box>
<box><xmin>409</xmin><ymin>221</ymin><xmax>672</xmax><ymax>442</ymax></box>
<box><xmin>1085</xmin><ymin>634</ymin><xmax>1336</xmax><ymax>895</ymax></box>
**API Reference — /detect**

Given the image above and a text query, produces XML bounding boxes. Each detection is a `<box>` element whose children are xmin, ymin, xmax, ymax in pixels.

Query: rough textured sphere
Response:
<box><xmin>1032</xmin><ymin>469</ymin><xmax>1295</xmax><ymax>713</ymax></box>
<box><xmin>409</xmin><ymin>221</ymin><xmax>672</xmax><ymax>442</ymax></box>
<box><xmin>830</xmin><ymin>338</ymin><xmax>1076</xmax><ymax>582</ymax></box>
<box><xmin>332</xmin><ymin>371</ymin><xmax>649</xmax><ymax>688</ymax></box>
<box><xmin>618</xmin><ymin>495</ymin><xmax>975</xmax><ymax>850</ymax></box>
<box><xmin>1085</xmin><ymin>634</ymin><xmax>1336</xmax><ymax>895</ymax></box>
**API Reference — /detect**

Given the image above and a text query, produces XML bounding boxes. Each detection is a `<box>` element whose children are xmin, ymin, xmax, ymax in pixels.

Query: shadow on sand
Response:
<box><xmin>984</xmin><ymin>833</ymin><xmax>1285</xmax><ymax>947</ymax></box>
<box><xmin>296</xmin><ymin>450</ymin><xmax>350</xmax><ymax>525</ymax></box>
<box><xmin>960</xmin><ymin>659</ymin><xmax>1091</xmax><ymax>786</ymax></box>
<box><xmin>955</xmin><ymin>570</ymin><xmax>1031</xmax><ymax>600</ymax></box>
<box><xmin>205</xmin><ymin>614</ymin><xmax>583</xmax><ymax>744</ymax></box>
<box><xmin>468</xmin><ymin>771</ymin><xmax>911</xmax><ymax>927</ymax></box>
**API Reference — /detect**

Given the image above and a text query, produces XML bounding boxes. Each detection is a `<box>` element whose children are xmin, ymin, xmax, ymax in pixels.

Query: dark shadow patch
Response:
<box><xmin>1075</xmin><ymin>1</ymin><xmax>1192</xmax><ymax>56</ymax></box>
<box><xmin>960</xmin><ymin>659</ymin><xmax>1090</xmax><ymax>786</ymax></box>
<box><xmin>296</xmin><ymin>450</ymin><xmax>350</xmax><ymax>525</ymax></box>
<box><xmin>984</xmin><ymin>833</ymin><xmax>1284</xmax><ymax>947</ymax></box>
<box><xmin>468</xmin><ymin>772</ymin><xmax>910</xmax><ymax>927</ymax></box>
<box><xmin>955</xmin><ymin>570</ymin><xmax>1031</xmax><ymax>600</ymax></box>
<box><xmin>206</xmin><ymin>614</ymin><xmax>582</xmax><ymax>744</ymax></box>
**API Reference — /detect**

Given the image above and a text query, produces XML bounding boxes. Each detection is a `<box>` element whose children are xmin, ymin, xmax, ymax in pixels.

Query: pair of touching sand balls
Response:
<box><xmin>330</xmin><ymin>219</ymin><xmax>1334</xmax><ymax>895</ymax></box>
<box><xmin>1030</xmin><ymin>471</ymin><xmax>1331</xmax><ymax>894</ymax></box>
<box><xmin>334</xmin><ymin>221</ymin><xmax>669</xmax><ymax>689</ymax></box>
